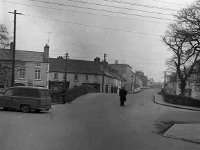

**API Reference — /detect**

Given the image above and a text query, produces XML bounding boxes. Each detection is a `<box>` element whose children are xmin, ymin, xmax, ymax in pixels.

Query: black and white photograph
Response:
<box><xmin>1</xmin><ymin>0</ymin><xmax>200</xmax><ymax>149</ymax></box>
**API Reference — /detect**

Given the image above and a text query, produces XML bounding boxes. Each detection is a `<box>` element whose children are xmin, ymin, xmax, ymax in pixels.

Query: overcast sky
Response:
<box><xmin>0</xmin><ymin>0</ymin><xmax>196</xmax><ymax>82</ymax></box>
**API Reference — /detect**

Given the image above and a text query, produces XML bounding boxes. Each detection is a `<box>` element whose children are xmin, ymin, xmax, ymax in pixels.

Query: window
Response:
<box><xmin>85</xmin><ymin>75</ymin><xmax>88</xmax><ymax>81</ymax></box>
<box><xmin>5</xmin><ymin>89</ymin><xmax>13</xmax><ymax>96</ymax></box>
<box><xmin>74</xmin><ymin>74</ymin><xmax>78</xmax><ymax>80</ymax></box>
<box><xmin>54</xmin><ymin>72</ymin><xmax>58</xmax><ymax>80</ymax></box>
<box><xmin>35</xmin><ymin>70</ymin><xmax>41</xmax><ymax>80</ymax></box>
<box><xmin>0</xmin><ymin>84</ymin><xmax>4</xmax><ymax>88</ymax></box>
<box><xmin>19</xmin><ymin>68</ymin><xmax>25</xmax><ymax>78</ymax></box>
<box><xmin>15</xmin><ymin>88</ymin><xmax>40</xmax><ymax>98</ymax></box>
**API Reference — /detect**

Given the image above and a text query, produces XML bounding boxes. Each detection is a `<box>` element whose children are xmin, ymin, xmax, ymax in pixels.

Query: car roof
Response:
<box><xmin>8</xmin><ymin>86</ymin><xmax>49</xmax><ymax>90</ymax></box>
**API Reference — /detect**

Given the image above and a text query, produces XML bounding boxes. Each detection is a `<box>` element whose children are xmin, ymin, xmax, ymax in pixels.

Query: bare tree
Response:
<box><xmin>0</xmin><ymin>24</ymin><xmax>9</xmax><ymax>48</ymax></box>
<box><xmin>163</xmin><ymin>0</ymin><xmax>200</xmax><ymax>95</ymax></box>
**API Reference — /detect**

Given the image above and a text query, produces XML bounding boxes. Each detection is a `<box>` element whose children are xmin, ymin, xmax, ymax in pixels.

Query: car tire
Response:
<box><xmin>21</xmin><ymin>105</ymin><xmax>30</xmax><ymax>113</ymax></box>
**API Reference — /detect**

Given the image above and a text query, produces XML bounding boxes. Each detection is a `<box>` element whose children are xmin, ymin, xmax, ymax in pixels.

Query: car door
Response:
<box><xmin>10</xmin><ymin>88</ymin><xmax>21</xmax><ymax>109</ymax></box>
<box><xmin>1</xmin><ymin>89</ymin><xmax>14</xmax><ymax>107</ymax></box>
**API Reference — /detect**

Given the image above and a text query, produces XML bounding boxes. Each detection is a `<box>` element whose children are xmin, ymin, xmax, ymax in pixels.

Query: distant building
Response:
<box><xmin>0</xmin><ymin>43</ymin><xmax>50</xmax><ymax>91</ymax></box>
<box><xmin>109</xmin><ymin>63</ymin><xmax>136</xmax><ymax>92</ymax></box>
<box><xmin>164</xmin><ymin>71</ymin><xmax>199</xmax><ymax>98</ymax></box>
<box><xmin>147</xmin><ymin>78</ymin><xmax>154</xmax><ymax>87</ymax></box>
<box><xmin>135</xmin><ymin>74</ymin><xmax>143</xmax><ymax>88</ymax></box>
<box><xmin>136</xmin><ymin>71</ymin><xmax>148</xmax><ymax>87</ymax></box>
<box><xmin>49</xmin><ymin>57</ymin><xmax>103</xmax><ymax>92</ymax></box>
<box><xmin>49</xmin><ymin>57</ymin><xmax>126</xmax><ymax>93</ymax></box>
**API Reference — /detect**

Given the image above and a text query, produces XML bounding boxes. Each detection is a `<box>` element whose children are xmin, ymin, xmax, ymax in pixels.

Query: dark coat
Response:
<box><xmin>119</xmin><ymin>88</ymin><xmax>127</xmax><ymax>102</ymax></box>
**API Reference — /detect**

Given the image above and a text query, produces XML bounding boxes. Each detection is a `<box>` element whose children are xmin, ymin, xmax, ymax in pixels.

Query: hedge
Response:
<box><xmin>162</xmin><ymin>94</ymin><xmax>200</xmax><ymax>108</ymax></box>
<box><xmin>51</xmin><ymin>85</ymin><xmax>98</xmax><ymax>103</ymax></box>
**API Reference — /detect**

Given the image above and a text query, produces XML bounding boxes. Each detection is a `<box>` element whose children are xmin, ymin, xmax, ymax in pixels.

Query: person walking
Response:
<box><xmin>119</xmin><ymin>87</ymin><xmax>127</xmax><ymax>106</ymax></box>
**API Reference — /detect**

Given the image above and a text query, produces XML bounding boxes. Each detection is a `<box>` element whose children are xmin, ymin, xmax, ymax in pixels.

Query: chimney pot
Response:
<box><xmin>94</xmin><ymin>57</ymin><xmax>100</xmax><ymax>65</ymax></box>
<box><xmin>44</xmin><ymin>44</ymin><xmax>49</xmax><ymax>61</ymax></box>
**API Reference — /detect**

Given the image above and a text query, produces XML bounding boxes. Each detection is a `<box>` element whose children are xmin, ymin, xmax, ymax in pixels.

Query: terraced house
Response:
<box><xmin>109</xmin><ymin>62</ymin><xmax>139</xmax><ymax>92</ymax></box>
<box><xmin>0</xmin><ymin>43</ymin><xmax>50</xmax><ymax>91</ymax></box>
<box><xmin>49</xmin><ymin>57</ymin><xmax>125</xmax><ymax>93</ymax></box>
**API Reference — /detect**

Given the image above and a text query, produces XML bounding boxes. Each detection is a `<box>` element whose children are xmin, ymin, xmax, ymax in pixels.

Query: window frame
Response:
<box><xmin>19</xmin><ymin>68</ymin><xmax>26</xmax><ymax>79</ymax></box>
<box><xmin>85</xmin><ymin>74</ymin><xmax>88</xmax><ymax>81</ymax></box>
<box><xmin>54</xmin><ymin>72</ymin><xmax>58</xmax><ymax>80</ymax></box>
<box><xmin>4</xmin><ymin>89</ymin><xmax>14</xmax><ymax>96</ymax></box>
<box><xmin>74</xmin><ymin>74</ymin><xmax>78</xmax><ymax>81</ymax></box>
<box><xmin>35</xmin><ymin>70</ymin><xmax>41</xmax><ymax>80</ymax></box>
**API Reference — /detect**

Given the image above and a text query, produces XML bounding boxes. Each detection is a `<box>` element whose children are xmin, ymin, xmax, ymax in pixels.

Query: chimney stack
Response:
<box><xmin>94</xmin><ymin>57</ymin><xmax>100</xmax><ymax>66</ymax></box>
<box><xmin>44</xmin><ymin>44</ymin><xmax>49</xmax><ymax>61</ymax></box>
<box><xmin>115</xmin><ymin>60</ymin><xmax>118</xmax><ymax>64</ymax></box>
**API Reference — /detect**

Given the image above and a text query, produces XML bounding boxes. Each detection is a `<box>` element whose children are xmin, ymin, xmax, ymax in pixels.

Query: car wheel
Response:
<box><xmin>21</xmin><ymin>105</ymin><xmax>30</xmax><ymax>113</ymax></box>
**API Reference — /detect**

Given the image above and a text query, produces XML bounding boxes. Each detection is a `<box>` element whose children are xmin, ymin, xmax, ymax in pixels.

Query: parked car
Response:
<box><xmin>134</xmin><ymin>87</ymin><xmax>141</xmax><ymax>93</ymax></box>
<box><xmin>0</xmin><ymin>86</ymin><xmax>51</xmax><ymax>113</ymax></box>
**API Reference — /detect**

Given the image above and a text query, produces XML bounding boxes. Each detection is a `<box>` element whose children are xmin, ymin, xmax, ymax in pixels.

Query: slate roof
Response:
<box><xmin>109</xmin><ymin>63</ymin><xmax>132</xmax><ymax>69</ymax></box>
<box><xmin>109</xmin><ymin>71</ymin><xmax>127</xmax><ymax>82</ymax></box>
<box><xmin>49</xmin><ymin>58</ymin><xmax>104</xmax><ymax>75</ymax></box>
<box><xmin>0</xmin><ymin>49</ymin><xmax>44</xmax><ymax>62</ymax></box>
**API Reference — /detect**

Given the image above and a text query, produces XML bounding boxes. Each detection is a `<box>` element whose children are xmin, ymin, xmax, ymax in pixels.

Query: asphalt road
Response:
<box><xmin>0</xmin><ymin>89</ymin><xmax>200</xmax><ymax>150</ymax></box>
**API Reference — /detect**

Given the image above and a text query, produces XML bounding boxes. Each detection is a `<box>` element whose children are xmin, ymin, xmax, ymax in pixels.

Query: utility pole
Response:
<box><xmin>102</xmin><ymin>53</ymin><xmax>107</xmax><ymax>93</ymax></box>
<box><xmin>64</xmin><ymin>53</ymin><xmax>69</xmax><ymax>90</ymax></box>
<box><xmin>47</xmin><ymin>32</ymin><xmax>52</xmax><ymax>45</ymax></box>
<box><xmin>9</xmin><ymin>10</ymin><xmax>23</xmax><ymax>87</ymax></box>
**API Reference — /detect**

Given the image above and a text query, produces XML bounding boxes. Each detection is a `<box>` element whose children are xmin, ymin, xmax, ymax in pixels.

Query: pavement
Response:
<box><xmin>154</xmin><ymin>94</ymin><xmax>200</xmax><ymax>144</ymax></box>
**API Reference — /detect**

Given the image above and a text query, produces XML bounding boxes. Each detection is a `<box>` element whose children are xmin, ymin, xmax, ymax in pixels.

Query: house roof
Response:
<box><xmin>108</xmin><ymin>71</ymin><xmax>126</xmax><ymax>82</ymax></box>
<box><xmin>109</xmin><ymin>64</ymin><xmax>132</xmax><ymax>69</ymax></box>
<box><xmin>0</xmin><ymin>49</ymin><xmax>44</xmax><ymax>62</ymax></box>
<box><xmin>49</xmin><ymin>58</ymin><xmax>104</xmax><ymax>75</ymax></box>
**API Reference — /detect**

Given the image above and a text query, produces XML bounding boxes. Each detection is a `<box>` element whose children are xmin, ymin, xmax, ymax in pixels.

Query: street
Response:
<box><xmin>1</xmin><ymin>89</ymin><xmax>200</xmax><ymax>150</ymax></box>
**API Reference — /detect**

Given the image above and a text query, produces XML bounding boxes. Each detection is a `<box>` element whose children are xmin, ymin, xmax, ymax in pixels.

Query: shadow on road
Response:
<box><xmin>0</xmin><ymin>108</ymin><xmax>50</xmax><ymax>115</ymax></box>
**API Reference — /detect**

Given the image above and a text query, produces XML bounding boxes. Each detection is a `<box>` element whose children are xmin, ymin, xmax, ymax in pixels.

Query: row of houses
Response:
<box><xmin>0</xmin><ymin>43</ymin><xmax>146</xmax><ymax>93</ymax></box>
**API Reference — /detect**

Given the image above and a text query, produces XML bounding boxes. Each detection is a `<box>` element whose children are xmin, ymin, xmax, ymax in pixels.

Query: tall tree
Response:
<box><xmin>163</xmin><ymin>0</ymin><xmax>200</xmax><ymax>95</ymax></box>
<box><xmin>0</xmin><ymin>24</ymin><xmax>9</xmax><ymax>48</ymax></box>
